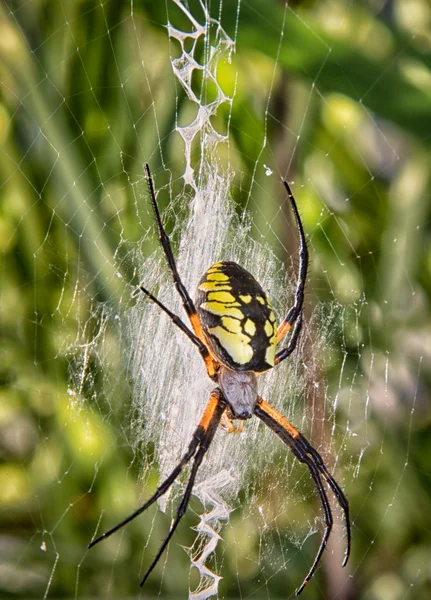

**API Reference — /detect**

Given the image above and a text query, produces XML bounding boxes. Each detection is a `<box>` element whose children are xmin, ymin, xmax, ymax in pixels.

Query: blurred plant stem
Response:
<box><xmin>0</xmin><ymin>15</ymin><xmax>124</xmax><ymax>303</ymax></box>
<box><xmin>378</xmin><ymin>150</ymin><xmax>430</xmax><ymax>318</ymax></box>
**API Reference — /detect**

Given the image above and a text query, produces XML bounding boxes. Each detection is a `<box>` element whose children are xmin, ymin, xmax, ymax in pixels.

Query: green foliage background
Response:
<box><xmin>1</xmin><ymin>0</ymin><xmax>431</xmax><ymax>599</ymax></box>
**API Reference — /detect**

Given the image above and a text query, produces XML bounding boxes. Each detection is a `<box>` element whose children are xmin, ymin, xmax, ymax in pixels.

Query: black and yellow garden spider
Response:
<box><xmin>88</xmin><ymin>164</ymin><xmax>351</xmax><ymax>595</ymax></box>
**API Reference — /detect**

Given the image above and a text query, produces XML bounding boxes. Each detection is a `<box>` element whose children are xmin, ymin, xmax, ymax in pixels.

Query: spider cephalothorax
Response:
<box><xmin>89</xmin><ymin>164</ymin><xmax>351</xmax><ymax>596</ymax></box>
<box><xmin>217</xmin><ymin>367</ymin><xmax>257</xmax><ymax>420</ymax></box>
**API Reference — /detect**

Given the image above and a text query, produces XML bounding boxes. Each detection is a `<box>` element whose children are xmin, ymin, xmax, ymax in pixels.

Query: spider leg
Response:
<box><xmin>145</xmin><ymin>164</ymin><xmax>195</xmax><ymax>318</ymax></box>
<box><xmin>254</xmin><ymin>397</ymin><xmax>350</xmax><ymax>595</ymax></box>
<box><xmin>144</xmin><ymin>164</ymin><xmax>217</xmax><ymax>378</ymax></box>
<box><xmin>275</xmin><ymin>314</ymin><xmax>303</xmax><ymax>365</ymax></box>
<box><xmin>301</xmin><ymin>442</ymin><xmax>351</xmax><ymax>567</ymax></box>
<box><xmin>88</xmin><ymin>432</ymin><xmax>199</xmax><ymax>549</ymax></box>
<box><xmin>135</xmin><ymin>284</ymin><xmax>217</xmax><ymax>376</ymax></box>
<box><xmin>88</xmin><ymin>390</ymin><xmax>225</xmax><ymax>550</ymax></box>
<box><xmin>220</xmin><ymin>411</ymin><xmax>244</xmax><ymax>433</ymax></box>
<box><xmin>140</xmin><ymin>390</ymin><xmax>225</xmax><ymax>587</ymax></box>
<box><xmin>275</xmin><ymin>181</ymin><xmax>308</xmax><ymax>364</ymax></box>
<box><xmin>145</xmin><ymin>165</ymin><xmax>207</xmax><ymax>339</ymax></box>
<box><xmin>295</xmin><ymin>456</ymin><xmax>333</xmax><ymax>595</ymax></box>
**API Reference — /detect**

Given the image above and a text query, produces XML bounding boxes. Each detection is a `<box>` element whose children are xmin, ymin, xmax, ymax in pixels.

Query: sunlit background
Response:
<box><xmin>1</xmin><ymin>1</ymin><xmax>431</xmax><ymax>599</ymax></box>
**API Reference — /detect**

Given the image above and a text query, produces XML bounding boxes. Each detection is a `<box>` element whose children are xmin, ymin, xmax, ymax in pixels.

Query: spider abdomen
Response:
<box><xmin>195</xmin><ymin>261</ymin><xmax>277</xmax><ymax>372</ymax></box>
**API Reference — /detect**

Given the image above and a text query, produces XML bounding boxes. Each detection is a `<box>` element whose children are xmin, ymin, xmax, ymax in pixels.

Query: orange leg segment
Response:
<box><xmin>190</xmin><ymin>313</ymin><xmax>218</xmax><ymax>379</ymax></box>
<box><xmin>256</xmin><ymin>397</ymin><xmax>300</xmax><ymax>438</ymax></box>
<box><xmin>144</xmin><ymin>164</ymin><xmax>218</xmax><ymax>380</ymax></box>
<box><xmin>89</xmin><ymin>388</ymin><xmax>226</xmax><ymax>590</ymax></box>
<box><xmin>276</xmin><ymin>321</ymin><xmax>292</xmax><ymax>344</ymax></box>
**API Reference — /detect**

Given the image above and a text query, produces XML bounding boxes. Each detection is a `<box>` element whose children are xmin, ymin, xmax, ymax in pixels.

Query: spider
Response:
<box><xmin>88</xmin><ymin>164</ymin><xmax>351</xmax><ymax>595</ymax></box>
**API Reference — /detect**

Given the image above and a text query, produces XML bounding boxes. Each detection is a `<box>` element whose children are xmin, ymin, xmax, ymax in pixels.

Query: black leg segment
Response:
<box><xmin>275</xmin><ymin>181</ymin><xmax>309</xmax><ymax>363</ymax></box>
<box><xmin>145</xmin><ymin>164</ymin><xmax>197</xmax><ymax>320</ymax></box>
<box><xmin>134</xmin><ymin>284</ymin><xmax>210</xmax><ymax>359</ymax></box>
<box><xmin>254</xmin><ymin>397</ymin><xmax>350</xmax><ymax>595</ymax></box>
<box><xmin>88</xmin><ymin>390</ymin><xmax>226</xmax><ymax>587</ymax></box>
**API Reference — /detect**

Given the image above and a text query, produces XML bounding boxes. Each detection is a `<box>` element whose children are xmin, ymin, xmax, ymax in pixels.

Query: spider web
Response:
<box><xmin>1</xmin><ymin>1</ymin><xmax>430</xmax><ymax>599</ymax></box>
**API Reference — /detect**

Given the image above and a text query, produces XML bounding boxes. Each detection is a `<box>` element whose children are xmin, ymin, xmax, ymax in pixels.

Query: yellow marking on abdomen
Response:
<box><xmin>264</xmin><ymin>320</ymin><xmax>273</xmax><ymax>337</ymax></box>
<box><xmin>239</xmin><ymin>294</ymin><xmax>252</xmax><ymax>303</ymax></box>
<box><xmin>208</xmin><ymin>291</ymin><xmax>236</xmax><ymax>303</ymax></box>
<box><xmin>265</xmin><ymin>330</ymin><xmax>277</xmax><ymax>366</ymax></box>
<box><xmin>201</xmin><ymin>302</ymin><xmax>243</xmax><ymax>319</ymax></box>
<box><xmin>207</xmin><ymin>272</ymin><xmax>229</xmax><ymax>281</ymax></box>
<box><xmin>244</xmin><ymin>319</ymin><xmax>256</xmax><ymax>336</ymax></box>
<box><xmin>208</xmin><ymin>326</ymin><xmax>253</xmax><ymax>365</ymax></box>
<box><xmin>265</xmin><ymin>343</ymin><xmax>276</xmax><ymax>366</ymax></box>
<box><xmin>222</xmin><ymin>317</ymin><xmax>243</xmax><ymax>334</ymax></box>
<box><xmin>256</xmin><ymin>296</ymin><xmax>265</xmax><ymax>305</ymax></box>
<box><xmin>199</xmin><ymin>281</ymin><xmax>232</xmax><ymax>292</ymax></box>
<box><xmin>206</xmin><ymin>263</ymin><xmax>223</xmax><ymax>274</ymax></box>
